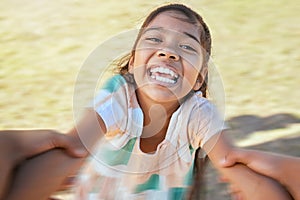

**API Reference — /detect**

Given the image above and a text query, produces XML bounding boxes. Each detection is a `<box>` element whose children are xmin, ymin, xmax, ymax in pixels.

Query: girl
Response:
<box><xmin>4</xmin><ymin>4</ymin><xmax>292</xmax><ymax>200</ymax></box>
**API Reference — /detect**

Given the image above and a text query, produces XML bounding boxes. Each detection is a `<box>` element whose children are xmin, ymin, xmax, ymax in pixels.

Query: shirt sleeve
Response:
<box><xmin>188</xmin><ymin>98</ymin><xmax>227</xmax><ymax>149</ymax></box>
<box><xmin>92</xmin><ymin>75</ymin><xmax>129</xmax><ymax>135</ymax></box>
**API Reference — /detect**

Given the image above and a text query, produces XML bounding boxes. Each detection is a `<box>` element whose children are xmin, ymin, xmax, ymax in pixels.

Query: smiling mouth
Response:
<box><xmin>149</xmin><ymin>66</ymin><xmax>179</xmax><ymax>84</ymax></box>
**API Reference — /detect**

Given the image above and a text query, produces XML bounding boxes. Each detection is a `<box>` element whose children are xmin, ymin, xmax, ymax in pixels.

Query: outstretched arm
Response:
<box><xmin>4</xmin><ymin>109</ymin><xmax>106</xmax><ymax>200</ymax></box>
<box><xmin>221</xmin><ymin>147</ymin><xmax>300</xmax><ymax>199</ymax></box>
<box><xmin>205</xmin><ymin>131</ymin><xmax>292</xmax><ymax>200</ymax></box>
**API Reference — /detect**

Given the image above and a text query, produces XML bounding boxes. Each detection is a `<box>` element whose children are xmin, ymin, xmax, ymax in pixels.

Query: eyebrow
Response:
<box><xmin>143</xmin><ymin>27</ymin><xmax>200</xmax><ymax>44</ymax></box>
<box><xmin>183</xmin><ymin>31</ymin><xmax>200</xmax><ymax>44</ymax></box>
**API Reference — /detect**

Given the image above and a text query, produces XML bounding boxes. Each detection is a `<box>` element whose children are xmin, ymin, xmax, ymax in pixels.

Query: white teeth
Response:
<box><xmin>152</xmin><ymin>75</ymin><xmax>176</xmax><ymax>84</ymax></box>
<box><xmin>149</xmin><ymin>66</ymin><xmax>179</xmax><ymax>84</ymax></box>
<box><xmin>150</xmin><ymin>67</ymin><xmax>178</xmax><ymax>79</ymax></box>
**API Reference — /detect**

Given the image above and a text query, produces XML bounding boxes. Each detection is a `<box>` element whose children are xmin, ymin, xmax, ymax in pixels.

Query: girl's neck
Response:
<box><xmin>137</xmin><ymin>93</ymin><xmax>180</xmax><ymax>121</ymax></box>
<box><xmin>136</xmin><ymin>90</ymin><xmax>180</xmax><ymax>139</ymax></box>
<box><xmin>136</xmin><ymin>92</ymin><xmax>181</xmax><ymax>153</ymax></box>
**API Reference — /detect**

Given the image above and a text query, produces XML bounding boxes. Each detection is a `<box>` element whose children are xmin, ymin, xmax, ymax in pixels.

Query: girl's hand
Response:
<box><xmin>219</xmin><ymin>148</ymin><xmax>280</xmax><ymax>181</ymax></box>
<box><xmin>220</xmin><ymin>148</ymin><xmax>250</xmax><ymax>168</ymax></box>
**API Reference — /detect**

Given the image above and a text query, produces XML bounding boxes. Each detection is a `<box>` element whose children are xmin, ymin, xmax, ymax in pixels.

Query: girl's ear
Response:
<box><xmin>193</xmin><ymin>77</ymin><xmax>202</xmax><ymax>91</ymax></box>
<box><xmin>193</xmin><ymin>67</ymin><xmax>208</xmax><ymax>91</ymax></box>
<box><xmin>128</xmin><ymin>56</ymin><xmax>134</xmax><ymax>73</ymax></box>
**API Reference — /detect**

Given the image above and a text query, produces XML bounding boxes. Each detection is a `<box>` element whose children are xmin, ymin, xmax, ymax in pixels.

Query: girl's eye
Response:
<box><xmin>145</xmin><ymin>37</ymin><xmax>162</xmax><ymax>43</ymax></box>
<box><xmin>179</xmin><ymin>44</ymin><xmax>197</xmax><ymax>52</ymax></box>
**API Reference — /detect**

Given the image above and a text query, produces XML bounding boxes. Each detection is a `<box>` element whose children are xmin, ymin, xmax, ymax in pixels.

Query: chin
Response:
<box><xmin>145</xmin><ymin>89</ymin><xmax>182</xmax><ymax>103</ymax></box>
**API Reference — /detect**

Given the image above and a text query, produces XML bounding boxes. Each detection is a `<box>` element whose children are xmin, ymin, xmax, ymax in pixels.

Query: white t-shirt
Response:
<box><xmin>74</xmin><ymin>75</ymin><xmax>225</xmax><ymax>200</ymax></box>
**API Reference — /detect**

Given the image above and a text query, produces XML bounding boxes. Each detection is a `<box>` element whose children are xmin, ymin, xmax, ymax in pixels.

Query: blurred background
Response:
<box><xmin>0</xmin><ymin>0</ymin><xmax>299</xmax><ymax>199</ymax></box>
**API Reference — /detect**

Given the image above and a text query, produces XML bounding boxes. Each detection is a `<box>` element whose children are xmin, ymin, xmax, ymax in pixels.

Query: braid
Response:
<box><xmin>188</xmin><ymin>149</ymin><xmax>208</xmax><ymax>200</ymax></box>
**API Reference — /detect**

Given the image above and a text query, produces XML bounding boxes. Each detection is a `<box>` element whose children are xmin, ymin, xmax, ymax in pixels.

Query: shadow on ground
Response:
<box><xmin>227</xmin><ymin>113</ymin><xmax>300</xmax><ymax>141</ymax></box>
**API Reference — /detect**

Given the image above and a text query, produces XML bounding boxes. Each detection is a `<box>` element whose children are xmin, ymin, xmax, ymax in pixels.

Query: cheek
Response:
<box><xmin>182</xmin><ymin>58</ymin><xmax>202</xmax><ymax>80</ymax></box>
<box><xmin>133</xmin><ymin>49</ymin><xmax>153</xmax><ymax>67</ymax></box>
<box><xmin>180</xmin><ymin>65</ymin><xmax>199</xmax><ymax>92</ymax></box>
<box><xmin>180</xmin><ymin>51</ymin><xmax>203</xmax><ymax>70</ymax></box>
<box><xmin>179</xmin><ymin>66</ymin><xmax>202</xmax><ymax>95</ymax></box>
<box><xmin>185</xmin><ymin>70</ymin><xmax>199</xmax><ymax>87</ymax></box>
<box><xmin>131</xmin><ymin>50</ymin><xmax>152</xmax><ymax>86</ymax></box>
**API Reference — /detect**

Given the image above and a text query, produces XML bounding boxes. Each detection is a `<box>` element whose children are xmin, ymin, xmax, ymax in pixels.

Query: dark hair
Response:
<box><xmin>117</xmin><ymin>4</ymin><xmax>211</xmax><ymax>199</ymax></box>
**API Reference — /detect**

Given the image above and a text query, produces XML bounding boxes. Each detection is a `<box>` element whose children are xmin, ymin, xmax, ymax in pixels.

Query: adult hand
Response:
<box><xmin>1</xmin><ymin>130</ymin><xmax>88</xmax><ymax>162</ymax></box>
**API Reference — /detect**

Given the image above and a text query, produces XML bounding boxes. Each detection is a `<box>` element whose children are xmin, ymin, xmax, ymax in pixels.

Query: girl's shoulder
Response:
<box><xmin>184</xmin><ymin>91</ymin><xmax>214</xmax><ymax>112</ymax></box>
<box><xmin>184</xmin><ymin>92</ymin><xmax>226</xmax><ymax>148</ymax></box>
<box><xmin>100</xmin><ymin>74</ymin><xmax>128</xmax><ymax>93</ymax></box>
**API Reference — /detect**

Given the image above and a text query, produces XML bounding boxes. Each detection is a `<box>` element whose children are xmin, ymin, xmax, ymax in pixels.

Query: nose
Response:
<box><xmin>156</xmin><ymin>49</ymin><xmax>179</xmax><ymax>61</ymax></box>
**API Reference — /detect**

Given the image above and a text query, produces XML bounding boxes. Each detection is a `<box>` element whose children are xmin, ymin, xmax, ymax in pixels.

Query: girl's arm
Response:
<box><xmin>4</xmin><ymin>109</ymin><xmax>106</xmax><ymax>200</ymax></box>
<box><xmin>221</xmin><ymin>148</ymin><xmax>300</xmax><ymax>199</ymax></box>
<box><xmin>205</xmin><ymin>131</ymin><xmax>292</xmax><ymax>200</ymax></box>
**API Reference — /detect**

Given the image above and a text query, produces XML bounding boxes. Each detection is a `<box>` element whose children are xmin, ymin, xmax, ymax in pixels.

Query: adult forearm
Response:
<box><xmin>280</xmin><ymin>156</ymin><xmax>300</xmax><ymax>200</ymax></box>
<box><xmin>218</xmin><ymin>164</ymin><xmax>292</xmax><ymax>200</ymax></box>
<box><xmin>3</xmin><ymin>110</ymin><xmax>105</xmax><ymax>200</ymax></box>
<box><xmin>5</xmin><ymin>149</ymin><xmax>86</xmax><ymax>200</ymax></box>
<box><xmin>0</xmin><ymin>134</ymin><xmax>18</xmax><ymax>199</ymax></box>
<box><xmin>235</xmin><ymin>149</ymin><xmax>300</xmax><ymax>199</ymax></box>
<box><xmin>205</xmin><ymin>132</ymin><xmax>292</xmax><ymax>199</ymax></box>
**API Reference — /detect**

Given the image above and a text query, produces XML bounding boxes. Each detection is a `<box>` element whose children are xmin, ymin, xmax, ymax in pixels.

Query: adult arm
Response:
<box><xmin>0</xmin><ymin>129</ymin><xmax>87</xmax><ymax>162</ymax></box>
<box><xmin>0</xmin><ymin>129</ymin><xmax>86</xmax><ymax>198</ymax></box>
<box><xmin>4</xmin><ymin>109</ymin><xmax>106</xmax><ymax>200</ymax></box>
<box><xmin>204</xmin><ymin>131</ymin><xmax>292</xmax><ymax>200</ymax></box>
<box><xmin>221</xmin><ymin>148</ymin><xmax>300</xmax><ymax>199</ymax></box>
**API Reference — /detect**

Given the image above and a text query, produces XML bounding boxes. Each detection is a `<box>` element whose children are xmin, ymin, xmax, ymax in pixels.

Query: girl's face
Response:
<box><xmin>130</xmin><ymin>11</ymin><xmax>205</xmax><ymax>104</ymax></box>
